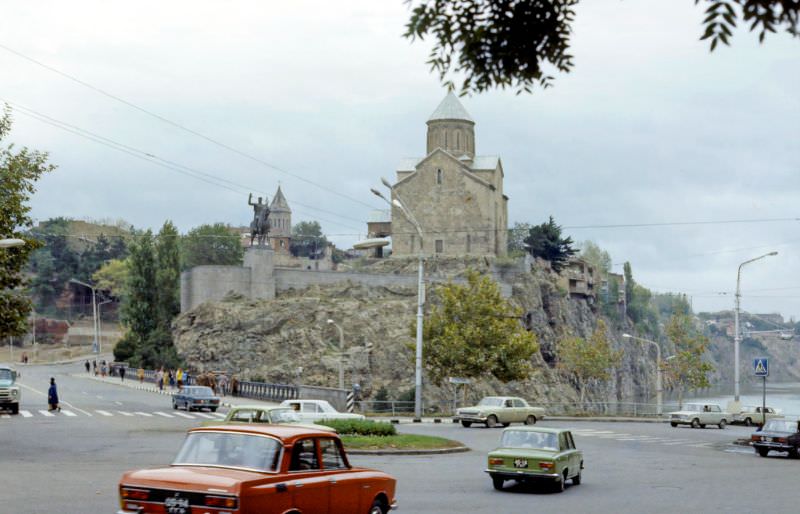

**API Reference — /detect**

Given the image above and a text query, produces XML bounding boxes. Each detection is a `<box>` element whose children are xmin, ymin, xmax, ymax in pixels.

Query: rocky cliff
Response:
<box><xmin>172</xmin><ymin>257</ymin><xmax>655</xmax><ymax>408</ymax></box>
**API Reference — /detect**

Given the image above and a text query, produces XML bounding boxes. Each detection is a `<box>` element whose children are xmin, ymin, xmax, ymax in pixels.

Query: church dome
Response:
<box><xmin>427</xmin><ymin>91</ymin><xmax>474</xmax><ymax>123</ymax></box>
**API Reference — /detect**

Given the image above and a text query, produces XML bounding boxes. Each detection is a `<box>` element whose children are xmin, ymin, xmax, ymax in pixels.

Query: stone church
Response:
<box><xmin>268</xmin><ymin>185</ymin><xmax>291</xmax><ymax>254</ymax></box>
<box><xmin>389</xmin><ymin>92</ymin><xmax>508</xmax><ymax>257</ymax></box>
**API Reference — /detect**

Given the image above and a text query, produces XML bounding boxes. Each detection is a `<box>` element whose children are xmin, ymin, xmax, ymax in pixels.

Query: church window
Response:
<box><xmin>436</xmin><ymin>169</ymin><xmax>442</xmax><ymax>185</ymax></box>
<box><xmin>435</xmin><ymin>240</ymin><xmax>443</xmax><ymax>253</ymax></box>
<box><xmin>410</xmin><ymin>234</ymin><xmax>415</xmax><ymax>252</ymax></box>
<box><xmin>466</xmin><ymin>234</ymin><xmax>471</xmax><ymax>253</ymax></box>
<box><xmin>456</xmin><ymin>131</ymin><xmax>460</xmax><ymax>150</ymax></box>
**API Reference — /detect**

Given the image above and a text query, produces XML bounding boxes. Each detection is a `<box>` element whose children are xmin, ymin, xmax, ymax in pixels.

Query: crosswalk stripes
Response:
<box><xmin>96</xmin><ymin>410</ymin><xmax>113</xmax><ymax>416</ymax></box>
<box><xmin>117</xmin><ymin>411</ymin><xmax>134</xmax><ymax>416</ymax></box>
<box><xmin>1</xmin><ymin>414</ymin><xmax>9</xmax><ymax>419</ymax></box>
<box><xmin>20</xmin><ymin>410</ymin><xmax>32</xmax><ymax>418</ymax></box>
<box><xmin>571</xmin><ymin>428</ymin><xmax>722</xmax><ymax>450</ymax></box>
<box><xmin>154</xmin><ymin>411</ymin><xmax>174</xmax><ymax>418</ymax></box>
<box><xmin>38</xmin><ymin>410</ymin><xmax>54</xmax><ymax>417</ymax></box>
<box><xmin>172</xmin><ymin>412</ymin><xmax>195</xmax><ymax>419</ymax></box>
<box><xmin>193</xmin><ymin>412</ymin><xmax>216</xmax><ymax>419</ymax></box>
<box><xmin>61</xmin><ymin>410</ymin><xmax>77</xmax><ymax>417</ymax></box>
<box><xmin>1</xmin><ymin>408</ymin><xmax>228</xmax><ymax>421</ymax></box>
<box><xmin>135</xmin><ymin>411</ymin><xmax>153</xmax><ymax>417</ymax></box>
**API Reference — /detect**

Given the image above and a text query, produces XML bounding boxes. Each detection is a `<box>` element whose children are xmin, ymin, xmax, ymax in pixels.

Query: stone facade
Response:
<box><xmin>390</xmin><ymin>92</ymin><xmax>508</xmax><ymax>257</ymax></box>
<box><xmin>269</xmin><ymin>186</ymin><xmax>291</xmax><ymax>254</ymax></box>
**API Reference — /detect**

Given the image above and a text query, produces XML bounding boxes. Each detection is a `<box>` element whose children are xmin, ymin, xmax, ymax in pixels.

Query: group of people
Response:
<box><xmin>84</xmin><ymin>359</ymin><xmax>111</xmax><ymax>377</ymax></box>
<box><xmin>151</xmin><ymin>367</ymin><xmax>190</xmax><ymax>390</ymax></box>
<box><xmin>194</xmin><ymin>371</ymin><xmax>239</xmax><ymax>396</ymax></box>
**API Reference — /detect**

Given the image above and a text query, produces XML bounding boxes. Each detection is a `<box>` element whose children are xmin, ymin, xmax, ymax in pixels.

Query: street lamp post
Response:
<box><xmin>69</xmin><ymin>278</ymin><xmax>99</xmax><ymax>354</ymax></box>
<box><xmin>97</xmin><ymin>299</ymin><xmax>113</xmax><ymax>355</ymax></box>
<box><xmin>372</xmin><ymin>180</ymin><xmax>425</xmax><ymax>420</ymax></box>
<box><xmin>623</xmin><ymin>333</ymin><xmax>662</xmax><ymax>416</ymax></box>
<box><xmin>734</xmin><ymin>251</ymin><xmax>778</xmax><ymax>402</ymax></box>
<box><xmin>327</xmin><ymin>319</ymin><xmax>346</xmax><ymax>390</ymax></box>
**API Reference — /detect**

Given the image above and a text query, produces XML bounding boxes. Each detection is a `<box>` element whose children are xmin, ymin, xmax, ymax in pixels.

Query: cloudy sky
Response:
<box><xmin>2</xmin><ymin>1</ymin><xmax>798</xmax><ymax>319</ymax></box>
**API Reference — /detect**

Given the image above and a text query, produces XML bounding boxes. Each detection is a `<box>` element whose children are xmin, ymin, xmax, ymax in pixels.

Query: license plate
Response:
<box><xmin>165</xmin><ymin>495</ymin><xmax>189</xmax><ymax>514</ymax></box>
<box><xmin>513</xmin><ymin>459</ymin><xmax>528</xmax><ymax>468</ymax></box>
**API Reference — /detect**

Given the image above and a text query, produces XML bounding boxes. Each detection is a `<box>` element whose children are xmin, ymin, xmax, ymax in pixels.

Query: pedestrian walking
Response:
<box><xmin>120</xmin><ymin>366</ymin><xmax>126</xmax><ymax>382</ymax></box>
<box><xmin>176</xmin><ymin>368</ymin><xmax>184</xmax><ymax>390</ymax></box>
<box><xmin>218</xmin><ymin>373</ymin><xmax>229</xmax><ymax>397</ymax></box>
<box><xmin>92</xmin><ymin>360</ymin><xmax>97</xmax><ymax>375</ymax></box>
<box><xmin>156</xmin><ymin>368</ymin><xmax>164</xmax><ymax>391</ymax></box>
<box><xmin>231</xmin><ymin>375</ymin><xmax>239</xmax><ymax>396</ymax></box>
<box><xmin>163</xmin><ymin>369</ymin><xmax>169</xmax><ymax>390</ymax></box>
<box><xmin>169</xmin><ymin>370</ymin><xmax>175</xmax><ymax>389</ymax></box>
<box><xmin>84</xmin><ymin>360</ymin><xmax>90</xmax><ymax>374</ymax></box>
<box><xmin>47</xmin><ymin>377</ymin><xmax>61</xmax><ymax>412</ymax></box>
<box><xmin>137</xmin><ymin>366</ymin><xmax>145</xmax><ymax>383</ymax></box>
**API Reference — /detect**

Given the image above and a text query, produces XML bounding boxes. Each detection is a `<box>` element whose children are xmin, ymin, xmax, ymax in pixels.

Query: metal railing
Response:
<box><xmin>237</xmin><ymin>380</ymin><xmax>298</xmax><ymax>402</ymax></box>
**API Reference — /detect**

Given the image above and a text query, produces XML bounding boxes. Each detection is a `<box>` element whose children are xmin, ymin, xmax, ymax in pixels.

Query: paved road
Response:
<box><xmin>2</xmin><ymin>363</ymin><xmax>797</xmax><ymax>513</ymax></box>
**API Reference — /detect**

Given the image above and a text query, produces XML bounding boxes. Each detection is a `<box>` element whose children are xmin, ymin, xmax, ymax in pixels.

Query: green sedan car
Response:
<box><xmin>486</xmin><ymin>427</ymin><xmax>583</xmax><ymax>493</ymax></box>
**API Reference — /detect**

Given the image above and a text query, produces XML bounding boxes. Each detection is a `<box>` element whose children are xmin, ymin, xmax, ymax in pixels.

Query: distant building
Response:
<box><xmin>387</xmin><ymin>92</ymin><xmax>508</xmax><ymax>257</ymax></box>
<box><xmin>268</xmin><ymin>186</ymin><xmax>292</xmax><ymax>254</ymax></box>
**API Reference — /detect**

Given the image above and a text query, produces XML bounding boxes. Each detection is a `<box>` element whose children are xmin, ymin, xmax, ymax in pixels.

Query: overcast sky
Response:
<box><xmin>2</xmin><ymin>1</ymin><xmax>798</xmax><ymax>319</ymax></box>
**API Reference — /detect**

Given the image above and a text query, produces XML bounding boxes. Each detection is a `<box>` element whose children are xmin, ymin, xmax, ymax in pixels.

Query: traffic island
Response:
<box><xmin>343</xmin><ymin>434</ymin><xmax>469</xmax><ymax>455</ymax></box>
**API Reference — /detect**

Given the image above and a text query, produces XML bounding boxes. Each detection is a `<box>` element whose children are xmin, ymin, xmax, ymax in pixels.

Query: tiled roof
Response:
<box><xmin>427</xmin><ymin>91</ymin><xmax>473</xmax><ymax>122</ymax></box>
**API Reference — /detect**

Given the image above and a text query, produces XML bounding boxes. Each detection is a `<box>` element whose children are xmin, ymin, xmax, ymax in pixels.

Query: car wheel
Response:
<box><xmin>700</xmin><ymin>424</ymin><xmax>706</xmax><ymax>429</ymax></box>
<box><xmin>461</xmin><ymin>420</ymin><xmax>472</xmax><ymax>428</ymax></box>
<box><xmin>555</xmin><ymin>471</ymin><xmax>566</xmax><ymax>493</ymax></box>
<box><xmin>172</xmin><ymin>400</ymin><xmax>177</xmax><ymax>410</ymax></box>
<box><xmin>10</xmin><ymin>403</ymin><xmax>19</xmax><ymax>415</ymax></box>
<box><xmin>492</xmin><ymin>476</ymin><xmax>504</xmax><ymax>491</ymax></box>
<box><xmin>691</xmin><ymin>418</ymin><xmax>700</xmax><ymax>429</ymax></box>
<box><xmin>788</xmin><ymin>448</ymin><xmax>799</xmax><ymax>459</ymax></box>
<box><xmin>670</xmin><ymin>422</ymin><xmax>678</xmax><ymax>428</ymax></box>
<box><xmin>718</xmin><ymin>419</ymin><xmax>727</xmax><ymax>429</ymax></box>
<box><xmin>757</xmin><ymin>447</ymin><xmax>769</xmax><ymax>458</ymax></box>
<box><xmin>368</xmin><ymin>499</ymin><xmax>387</xmax><ymax>514</ymax></box>
<box><xmin>744</xmin><ymin>417</ymin><xmax>753</xmax><ymax>427</ymax></box>
<box><xmin>210</xmin><ymin>407</ymin><xmax>217</xmax><ymax>413</ymax></box>
<box><xmin>486</xmin><ymin>415</ymin><xmax>498</xmax><ymax>428</ymax></box>
<box><xmin>525</xmin><ymin>415</ymin><xmax>537</xmax><ymax>425</ymax></box>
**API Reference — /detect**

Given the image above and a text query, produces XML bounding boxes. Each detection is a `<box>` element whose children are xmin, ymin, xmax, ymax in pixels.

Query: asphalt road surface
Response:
<box><xmin>1</xmin><ymin>363</ymin><xmax>797</xmax><ymax>513</ymax></box>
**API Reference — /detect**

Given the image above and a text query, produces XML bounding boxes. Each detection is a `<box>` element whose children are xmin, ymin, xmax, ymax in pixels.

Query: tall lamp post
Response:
<box><xmin>327</xmin><ymin>319</ymin><xmax>346</xmax><ymax>390</ymax></box>
<box><xmin>734</xmin><ymin>251</ymin><xmax>778</xmax><ymax>402</ymax></box>
<box><xmin>622</xmin><ymin>333</ymin><xmax>662</xmax><ymax>416</ymax></box>
<box><xmin>69</xmin><ymin>278</ymin><xmax>99</xmax><ymax>354</ymax></box>
<box><xmin>97</xmin><ymin>299</ymin><xmax>113</xmax><ymax>355</ymax></box>
<box><xmin>372</xmin><ymin>178</ymin><xmax>425</xmax><ymax>420</ymax></box>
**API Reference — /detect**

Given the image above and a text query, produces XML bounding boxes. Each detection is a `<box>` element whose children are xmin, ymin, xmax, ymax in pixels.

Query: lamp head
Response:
<box><xmin>370</xmin><ymin>188</ymin><xmax>383</xmax><ymax>198</ymax></box>
<box><xmin>380</xmin><ymin>177</ymin><xmax>392</xmax><ymax>189</ymax></box>
<box><xmin>391</xmin><ymin>199</ymin><xmax>403</xmax><ymax>209</ymax></box>
<box><xmin>622</xmin><ymin>333</ymin><xmax>632</xmax><ymax>338</ymax></box>
<box><xmin>768</xmin><ymin>251</ymin><xmax>778</xmax><ymax>256</ymax></box>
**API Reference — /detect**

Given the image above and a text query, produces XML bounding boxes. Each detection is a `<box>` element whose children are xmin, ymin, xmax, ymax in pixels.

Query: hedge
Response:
<box><xmin>318</xmin><ymin>419</ymin><xmax>397</xmax><ymax>436</ymax></box>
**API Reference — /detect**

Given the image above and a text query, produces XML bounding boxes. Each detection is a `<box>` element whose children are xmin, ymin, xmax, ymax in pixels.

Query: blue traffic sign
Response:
<box><xmin>753</xmin><ymin>358</ymin><xmax>769</xmax><ymax>377</ymax></box>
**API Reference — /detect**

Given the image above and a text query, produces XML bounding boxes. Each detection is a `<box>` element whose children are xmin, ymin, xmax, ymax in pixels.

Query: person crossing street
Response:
<box><xmin>47</xmin><ymin>377</ymin><xmax>61</xmax><ymax>412</ymax></box>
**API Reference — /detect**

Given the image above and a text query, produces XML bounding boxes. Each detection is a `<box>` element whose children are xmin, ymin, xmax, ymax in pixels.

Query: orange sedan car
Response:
<box><xmin>117</xmin><ymin>424</ymin><xmax>397</xmax><ymax>514</ymax></box>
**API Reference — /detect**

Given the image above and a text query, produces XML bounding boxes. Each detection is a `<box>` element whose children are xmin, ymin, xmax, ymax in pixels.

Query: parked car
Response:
<box><xmin>117</xmin><ymin>424</ymin><xmax>397</xmax><ymax>513</ymax></box>
<box><xmin>486</xmin><ymin>427</ymin><xmax>583</xmax><ymax>493</ymax></box>
<box><xmin>733</xmin><ymin>405</ymin><xmax>783</xmax><ymax>426</ymax></box>
<box><xmin>0</xmin><ymin>365</ymin><xmax>21</xmax><ymax>415</ymax></box>
<box><xmin>456</xmin><ymin>396</ymin><xmax>545</xmax><ymax>428</ymax></box>
<box><xmin>211</xmin><ymin>404</ymin><xmax>335</xmax><ymax>432</ymax></box>
<box><xmin>172</xmin><ymin>385</ymin><xmax>220</xmax><ymax>412</ymax></box>
<box><xmin>751</xmin><ymin>419</ymin><xmax>800</xmax><ymax>458</ymax></box>
<box><xmin>669</xmin><ymin>403</ymin><xmax>730</xmax><ymax>429</ymax></box>
<box><xmin>279</xmin><ymin>399</ymin><xmax>365</xmax><ymax>422</ymax></box>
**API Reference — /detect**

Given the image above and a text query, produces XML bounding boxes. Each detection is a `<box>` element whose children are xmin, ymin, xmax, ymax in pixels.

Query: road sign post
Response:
<box><xmin>754</xmin><ymin>358</ymin><xmax>769</xmax><ymax>426</ymax></box>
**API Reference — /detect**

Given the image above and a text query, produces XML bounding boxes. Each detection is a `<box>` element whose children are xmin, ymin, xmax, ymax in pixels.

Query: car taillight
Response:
<box><xmin>539</xmin><ymin>462</ymin><xmax>554</xmax><ymax>470</ymax></box>
<box><xmin>205</xmin><ymin>495</ymin><xmax>238</xmax><ymax>509</ymax></box>
<box><xmin>488</xmin><ymin>458</ymin><xmax>504</xmax><ymax>466</ymax></box>
<box><xmin>121</xmin><ymin>487</ymin><xmax>150</xmax><ymax>501</ymax></box>
<box><xmin>776</xmin><ymin>437</ymin><xmax>788</xmax><ymax>443</ymax></box>
<box><xmin>751</xmin><ymin>435</ymin><xmax>760</xmax><ymax>442</ymax></box>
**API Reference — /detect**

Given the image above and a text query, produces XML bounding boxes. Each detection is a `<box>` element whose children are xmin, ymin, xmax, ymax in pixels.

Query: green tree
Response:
<box><xmin>0</xmin><ymin>105</ymin><xmax>56</xmax><ymax>339</ymax></box>
<box><xmin>290</xmin><ymin>221</ymin><xmax>328</xmax><ymax>258</ymax></box>
<box><xmin>580</xmin><ymin>241</ymin><xmax>612</xmax><ymax>274</ymax></box>
<box><xmin>180</xmin><ymin>223</ymin><xmax>243</xmax><ymax>270</ymax></box>
<box><xmin>419</xmin><ymin>269</ymin><xmax>539</xmax><ymax>385</ymax></box>
<box><xmin>662</xmin><ymin>314</ymin><xmax>714</xmax><ymax>408</ymax></box>
<box><xmin>117</xmin><ymin>231</ymin><xmax>157</xmax><ymax>365</ymax></box>
<box><xmin>523</xmin><ymin>216</ymin><xmax>577</xmax><ymax>272</ymax></box>
<box><xmin>404</xmin><ymin>0</ymin><xmax>799</xmax><ymax>95</ymax></box>
<box><xmin>28</xmin><ymin>217</ymin><xmax>80</xmax><ymax>310</ymax></box>
<box><xmin>557</xmin><ymin>320</ymin><xmax>622</xmax><ymax>405</ymax></box>
<box><xmin>92</xmin><ymin>259</ymin><xmax>129</xmax><ymax>298</ymax></box>
<box><xmin>155</xmin><ymin>221</ymin><xmax>181</xmax><ymax>328</ymax></box>
<box><xmin>507</xmin><ymin>222</ymin><xmax>532</xmax><ymax>257</ymax></box>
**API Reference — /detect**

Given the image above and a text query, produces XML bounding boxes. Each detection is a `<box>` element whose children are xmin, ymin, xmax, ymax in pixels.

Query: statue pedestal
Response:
<box><xmin>244</xmin><ymin>246</ymin><xmax>276</xmax><ymax>300</ymax></box>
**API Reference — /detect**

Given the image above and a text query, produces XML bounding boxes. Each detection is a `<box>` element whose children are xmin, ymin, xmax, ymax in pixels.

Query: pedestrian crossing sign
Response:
<box><xmin>753</xmin><ymin>358</ymin><xmax>769</xmax><ymax>377</ymax></box>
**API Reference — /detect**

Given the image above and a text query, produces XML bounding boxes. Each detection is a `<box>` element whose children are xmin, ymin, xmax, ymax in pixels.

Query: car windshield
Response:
<box><xmin>0</xmin><ymin>369</ymin><xmax>12</xmax><ymax>380</ymax></box>
<box><xmin>173</xmin><ymin>432</ymin><xmax>281</xmax><ymax>471</ymax></box>
<box><xmin>683</xmin><ymin>404</ymin><xmax>702</xmax><ymax>412</ymax></box>
<box><xmin>501</xmin><ymin>430</ymin><xmax>559</xmax><ymax>451</ymax></box>
<box><xmin>478</xmin><ymin>398</ymin><xmax>504</xmax><ymax>407</ymax></box>
<box><xmin>763</xmin><ymin>420</ymin><xmax>798</xmax><ymax>433</ymax></box>
<box><xmin>270</xmin><ymin>408</ymin><xmax>300</xmax><ymax>423</ymax></box>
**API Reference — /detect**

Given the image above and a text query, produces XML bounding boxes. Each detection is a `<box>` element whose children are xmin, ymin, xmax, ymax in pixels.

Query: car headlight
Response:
<box><xmin>11</xmin><ymin>389</ymin><xmax>18</xmax><ymax>397</ymax></box>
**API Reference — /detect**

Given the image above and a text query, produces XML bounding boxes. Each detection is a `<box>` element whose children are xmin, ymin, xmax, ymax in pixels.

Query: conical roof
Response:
<box><xmin>427</xmin><ymin>91</ymin><xmax>473</xmax><ymax>123</ymax></box>
<box><xmin>270</xmin><ymin>185</ymin><xmax>291</xmax><ymax>212</ymax></box>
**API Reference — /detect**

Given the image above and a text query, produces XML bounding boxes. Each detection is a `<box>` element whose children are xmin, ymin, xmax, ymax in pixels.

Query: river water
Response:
<box><xmin>684</xmin><ymin>382</ymin><xmax>800</xmax><ymax>417</ymax></box>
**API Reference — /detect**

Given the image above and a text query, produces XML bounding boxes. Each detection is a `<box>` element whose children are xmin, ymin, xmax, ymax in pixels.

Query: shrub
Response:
<box><xmin>318</xmin><ymin>419</ymin><xmax>396</xmax><ymax>436</ymax></box>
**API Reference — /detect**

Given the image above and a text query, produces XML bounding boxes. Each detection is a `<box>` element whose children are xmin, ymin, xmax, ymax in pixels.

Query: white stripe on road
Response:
<box><xmin>172</xmin><ymin>412</ymin><xmax>195</xmax><ymax>419</ymax></box>
<box><xmin>1</xmin><ymin>414</ymin><xmax>9</xmax><ymax>419</ymax></box>
<box><xmin>154</xmin><ymin>411</ymin><xmax>174</xmax><ymax>418</ymax></box>
<box><xmin>96</xmin><ymin>410</ymin><xmax>113</xmax><ymax>417</ymax></box>
<box><xmin>135</xmin><ymin>411</ymin><xmax>153</xmax><ymax>417</ymax></box>
<box><xmin>38</xmin><ymin>410</ymin><xmax>55</xmax><ymax>417</ymax></box>
<box><xmin>212</xmin><ymin>412</ymin><xmax>226</xmax><ymax>418</ymax></box>
<box><xmin>61</xmin><ymin>410</ymin><xmax>77</xmax><ymax>417</ymax></box>
<box><xmin>20</xmin><ymin>410</ymin><xmax>32</xmax><ymax>418</ymax></box>
<box><xmin>193</xmin><ymin>412</ymin><xmax>215</xmax><ymax>419</ymax></box>
<box><xmin>661</xmin><ymin>440</ymin><xmax>694</xmax><ymax>445</ymax></box>
<box><xmin>116</xmin><ymin>411</ymin><xmax>134</xmax><ymax>417</ymax></box>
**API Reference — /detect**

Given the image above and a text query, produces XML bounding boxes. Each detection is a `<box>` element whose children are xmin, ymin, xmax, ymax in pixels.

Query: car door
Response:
<box><xmin>512</xmin><ymin>399</ymin><xmax>527</xmax><ymax>423</ymax></box>
<box><xmin>289</xmin><ymin>438</ymin><xmax>329</xmax><ymax>514</ymax></box>
<box><xmin>320</xmin><ymin>438</ymin><xmax>361</xmax><ymax>514</ymax></box>
<box><xmin>565</xmin><ymin>431</ymin><xmax>580</xmax><ymax>476</ymax></box>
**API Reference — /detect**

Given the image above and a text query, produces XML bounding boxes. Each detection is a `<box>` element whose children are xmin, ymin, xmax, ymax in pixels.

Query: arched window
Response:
<box><xmin>456</xmin><ymin>131</ymin><xmax>460</xmax><ymax>150</ymax></box>
<box><xmin>444</xmin><ymin>131</ymin><xmax>448</xmax><ymax>148</ymax></box>
<box><xmin>436</xmin><ymin>169</ymin><xmax>442</xmax><ymax>185</ymax></box>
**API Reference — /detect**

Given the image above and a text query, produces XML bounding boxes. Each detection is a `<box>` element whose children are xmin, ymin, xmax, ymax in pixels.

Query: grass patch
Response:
<box><xmin>341</xmin><ymin>434</ymin><xmax>463</xmax><ymax>450</ymax></box>
<box><xmin>318</xmin><ymin>419</ymin><xmax>396</xmax><ymax>436</ymax></box>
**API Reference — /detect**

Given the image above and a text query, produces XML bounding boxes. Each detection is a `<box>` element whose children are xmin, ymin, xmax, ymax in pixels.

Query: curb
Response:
<box><xmin>376</xmin><ymin>416</ymin><xmax>668</xmax><ymax>425</ymax></box>
<box><xmin>347</xmin><ymin>446</ymin><xmax>470</xmax><ymax>456</ymax></box>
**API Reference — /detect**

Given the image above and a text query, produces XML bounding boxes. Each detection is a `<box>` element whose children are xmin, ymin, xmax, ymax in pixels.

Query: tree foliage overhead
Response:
<box><xmin>404</xmin><ymin>0</ymin><xmax>799</xmax><ymax>95</ymax></box>
<box><xmin>557</xmin><ymin>320</ymin><xmax>622</xmax><ymax>404</ymax></box>
<box><xmin>180</xmin><ymin>223</ymin><xmax>243</xmax><ymax>271</ymax></box>
<box><xmin>580</xmin><ymin>241</ymin><xmax>612</xmax><ymax>275</ymax></box>
<box><xmin>662</xmin><ymin>313</ymin><xmax>715</xmax><ymax>408</ymax></box>
<box><xmin>523</xmin><ymin>216</ymin><xmax>577</xmax><ymax>272</ymax></box>
<box><xmin>418</xmin><ymin>269</ymin><xmax>539</xmax><ymax>385</ymax></box>
<box><xmin>507</xmin><ymin>222</ymin><xmax>532</xmax><ymax>257</ymax></box>
<box><xmin>0</xmin><ymin>105</ymin><xmax>55</xmax><ymax>339</ymax></box>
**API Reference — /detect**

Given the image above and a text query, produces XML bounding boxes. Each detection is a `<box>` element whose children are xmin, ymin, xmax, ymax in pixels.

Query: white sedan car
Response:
<box><xmin>279</xmin><ymin>399</ymin><xmax>365</xmax><ymax>422</ymax></box>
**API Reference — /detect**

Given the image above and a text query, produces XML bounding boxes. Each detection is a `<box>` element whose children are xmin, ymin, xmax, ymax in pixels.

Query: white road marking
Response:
<box><xmin>135</xmin><ymin>411</ymin><xmax>153</xmax><ymax>417</ymax></box>
<box><xmin>193</xmin><ymin>412</ymin><xmax>215</xmax><ymax>419</ymax></box>
<box><xmin>38</xmin><ymin>410</ymin><xmax>55</xmax><ymax>417</ymax></box>
<box><xmin>60</xmin><ymin>401</ymin><xmax>93</xmax><ymax>417</ymax></box>
<box><xmin>61</xmin><ymin>410</ymin><xmax>77</xmax><ymax>417</ymax></box>
<box><xmin>154</xmin><ymin>411</ymin><xmax>174</xmax><ymax>418</ymax></box>
<box><xmin>114</xmin><ymin>401</ymin><xmax>123</xmax><ymax>406</ymax></box>
<box><xmin>212</xmin><ymin>412</ymin><xmax>226</xmax><ymax>418</ymax></box>
<box><xmin>1</xmin><ymin>414</ymin><xmax>9</xmax><ymax>419</ymax></box>
<box><xmin>661</xmin><ymin>440</ymin><xmax>694</xmax><ymax>445</ymax></box>
<box><xmin>96</xmin><ymin>410</ymin><xmax>113</xmax><ymax>417</ymax></box>
<box><xmin>20</xmin><ymin>410</ymin><xmax>32</xmax><ymax>418</ymax></box>
<box><xmin>172</xmin><ymin>412</ymin><xmax>195</xmax><ymax>419</ymax></box>
<box><xmin>116</xmin><ymin>411</ymin><xmax>134</xmax><ymax>417</ymax></box>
